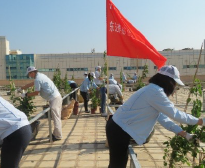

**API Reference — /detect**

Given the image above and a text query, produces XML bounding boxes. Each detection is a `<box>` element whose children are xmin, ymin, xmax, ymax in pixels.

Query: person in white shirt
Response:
<box><xmin>108</xmin><ymin>78</ymin><xmax>117</xmax><ymax>85</ymax></box>
<box><xmin>108</xmin><ymin>79</ymin><xmax>122</xmax><ymax>91</ymax></box>
<box><xmin>109</xmin><ymin>73</ymin><xmax>114</xmax><ymax>80</ymax></box>
<box><xmin>0</xmin><ymin>97</ymin><xmax>32</xmax><ymax>167</ymax></box>
<box><xmin>80</xmin><ymin>72</ymin><xmax>98</xmax><ymax>113</ymax></box>
<box><xmin>106</xmin><ymin>65</ymin><xmax>205</xmax><ymax>168</ymax></box>
<box><xmin>107</xmin><ymin>84</ymin><xmax>123</xmax><ymax>104</ymax></box>
<box><xmin>122</xmin><ymin>72</ymin><xmax>127</xmax><ymax>83</ymax></box>
<box><xmin>20</xmin><ymin>66</ymin><xmax>62</xmax><ymax>141</ymax></box>
<box><xmin>94</xmin><ymin>66</ymin><xmax>103</xmax><ymax>86</ymax></box>
<box><xmin>100</xmin><ymin>83</ymin><xmax>123</xmax><ymax>117</ymax></box>
<box><xmin>84</xmin><ymin>72</ymin><xmax>88</xmax><ymax>79</ymax></box>
<box><xmin>132</xmin><ymin>72</ymin><xmax>138</xmax><ymax>83</ymax></box>
<box><xmin>68</xmin><ymin>80</ymin><xmax>78</xmax><ymax>100</ymax></box>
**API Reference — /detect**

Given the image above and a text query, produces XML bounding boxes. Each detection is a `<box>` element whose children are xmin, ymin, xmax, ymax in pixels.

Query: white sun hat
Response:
<box><xmin>96</xmin><ymin>66</ymin><xmax>101</xmax><ymax>70</ymax></box>
<box><xmin>158</xmin><ymin>65</ymin><xmax>184</xmax><ymax>86</ymax></box>
<box><xmin>90</xmin><ymin>72</ymin><xmax>96</xmax><ymax>79</ymax></box>
<box><xmin>26</xmin><ymin>66</ymin><xmax>37</xmax><ymax>75</ymax></box>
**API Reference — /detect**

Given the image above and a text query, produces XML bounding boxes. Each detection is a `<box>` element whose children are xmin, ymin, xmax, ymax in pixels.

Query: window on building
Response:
<box><xmin>109</xmin><ymin>67</ymin><xmax>117</xmax><ymax>70</ymax></box>
<box><xmin>67</xmin><ymin>68</ymin><xmax>88</xmax><ymax>71</ymax></box>
<box><xmin>38</xmin><ymin>68</ymin><xmax>56</xmax><ymax>72</ymax></box>
<box><xmin>183</xmin><ymin>64</ymin><xmax>205</xmax><ymax>69</ymax></box>
<box><xmin>124</xmin><ymin>66</ymin><xmax>136</xmax><ymax>70</ymax></box>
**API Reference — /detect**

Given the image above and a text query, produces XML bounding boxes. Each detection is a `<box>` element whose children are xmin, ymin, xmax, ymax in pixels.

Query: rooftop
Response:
<box><xmin>0</xmin><ymin>88</ymin><xmax>204</xmax><ymax>168</ymax></box>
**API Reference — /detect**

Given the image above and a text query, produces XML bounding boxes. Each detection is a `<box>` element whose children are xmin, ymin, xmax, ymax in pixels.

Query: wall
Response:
<box><xmin>0</xmin><ymin>79</ymin><xmax>34</xmax><ymax>87</ymax></box>
<box><xmin>1</xmin><ymin>74</ymin><xmax>204</xmax><ymax>87</ymax></box>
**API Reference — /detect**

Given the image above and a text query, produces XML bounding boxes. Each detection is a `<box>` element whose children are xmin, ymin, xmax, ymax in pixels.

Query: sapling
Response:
<box><xmin>163</xmin><ymin>79</ymin><xmax>204</xmax><ymax>168</ymax></box>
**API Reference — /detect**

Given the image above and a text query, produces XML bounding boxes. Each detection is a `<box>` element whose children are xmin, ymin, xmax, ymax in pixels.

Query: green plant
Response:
<box><xmin>63</xmin><ymin>73</ymin><xmax>72</xmax><ymax>94</ymax></box>
<box><xmin>90</xmin><ymin>88</ymin><xmax>98</xmax><ymax>109</ymax></box>
<box><xmin>71</xmin><ymin>74</ymin><xmax>74</xmax><ymax>80</ymax></box>
<box><xmin>14</xmin><ymin>90</ymin><xmax>36</xmax><ymax>120</ymax></box>
<box><xmin>9</xmin><ymin>80</ymin><xmax>36</xmax><ymax>120</ymax></box>
<box><xmin>134</xmin><ymin>65</ymin><xmax>148</xmax><ymax>91</ymax></box>
<box><xmin>163</xmin><ymin>78</ymin><xmax>204</xmax><ymax>168</ymax></box>
<box><xmin>53</xmin><ymin>68</ymin><xmax>62</xmax><ymax>91</ymax></box>
<box><xmin>9</xmin><ymin>79</ymin><xmax>16</xmax><ymax>101</ymax></box>
<box><xmin>102</xmin><ymin>51</ymin><xmax>108</xmax><ymax>76</ymax></box>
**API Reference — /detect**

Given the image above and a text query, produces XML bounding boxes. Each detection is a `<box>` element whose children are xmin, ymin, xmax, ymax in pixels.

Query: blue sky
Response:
<box><xmin>0</xmin><ymin>0</ymin><xmax>205</xmax><ymax>54</ymax></box>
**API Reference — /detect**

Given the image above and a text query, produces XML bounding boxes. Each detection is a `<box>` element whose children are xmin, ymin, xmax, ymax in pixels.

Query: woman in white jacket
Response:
<box><xmin>106</xmin><ymin>65</ymin><xmax>205</xmax><ymax>168</ymax></box>
<box><xmin>0</xmin><ymin>96</ymin><xmax>32</xmax><ymax>168</ymax></box>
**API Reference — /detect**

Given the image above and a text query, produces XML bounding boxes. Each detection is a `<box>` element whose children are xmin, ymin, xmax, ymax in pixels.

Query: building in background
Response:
<box><xmin>0</xmin><ymin>36</ymin><xmax>205</xmax><ymax>83</ymax></box>
<box><xmin>0</xmin><ymin>36</ymin><xmax>9</xmax><ymax>80</ymax></box>
<box><xmin>5</xmin><ymin>54</ymin><xmax>34</xmax><ymax>79</ymax></box>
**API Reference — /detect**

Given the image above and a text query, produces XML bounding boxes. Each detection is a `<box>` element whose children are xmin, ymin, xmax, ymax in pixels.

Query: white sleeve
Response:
<box><xmin>34</xmin><ymin>79</ymin><xmax>41</xmax><ymax>91</ymax></box>
<box><xmin>115</xmin><ymin>86</ymin><xmax>123</xmax><ymax>97</ymax></box>
<box><xmin>157</xmin><ymin>113</ymin><xmax>183</xmax><ymax>134</ymax></box>
<box><xmin>148</xmin><ymin>90</ymin><xmax>199</xmax><ymax>125</ymax></box>
<box><xmin>95</xmin><ymin>71</ymin><xmax>100</xmax><ymax>79</ymax></box>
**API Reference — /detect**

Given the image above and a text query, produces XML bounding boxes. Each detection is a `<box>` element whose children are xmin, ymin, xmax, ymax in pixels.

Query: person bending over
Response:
<box><xmin>106</xmin><ymin>65</ymin><xmax>205</xmax><ymax>168</ymax></box>
<box><xmin>0</xmin><ymin>96</ymin><xmax>32</xmax><ymax>168</ymax></box>
<box><xmin>20</xmin><ymin>66</ymin><xmax>62</xmax><ymax>141</ymax></box>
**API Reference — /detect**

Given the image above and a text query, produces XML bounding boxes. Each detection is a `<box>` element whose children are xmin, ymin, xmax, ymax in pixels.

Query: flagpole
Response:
<box><xmin>106</xmin><ymin>0</ymin><xmax>109</xmax><ymax>115</ymax></box>
<box><xmin>106</xmin><ymin>55</ymin><xmax>109</xmax><ymax>114</ymax></box>
<box><xmin>136</xmin><ymin>58</ymin><xmax>138</xmax><ymax>73</ymax></box>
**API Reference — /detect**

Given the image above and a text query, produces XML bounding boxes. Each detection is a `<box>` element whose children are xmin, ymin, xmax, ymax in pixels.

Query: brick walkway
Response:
<box><xmin>19</xmin><ymin>103</ymin><xmax>113</xmax><ymax>168</ymax></box>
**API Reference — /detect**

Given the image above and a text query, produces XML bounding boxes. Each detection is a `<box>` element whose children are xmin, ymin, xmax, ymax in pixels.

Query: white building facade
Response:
<box><xmin>1</xmin><ymin>36</ymin><xmax>205</xmax><ymax>83</ymax></box>
<box><xmin>0</xmin><ymin>36</ymin><xmax>9</xmax><ymax>80</ymax></box>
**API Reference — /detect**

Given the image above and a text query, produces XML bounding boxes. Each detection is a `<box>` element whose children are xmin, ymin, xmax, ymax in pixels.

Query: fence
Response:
<box><xmin>29</xmin><ymin>87</ymin><xmax>79</xmax><ymax>142</ymax></box>
<box><xmin>107</xmin><ymin>105</ymin><xmax>141</xmax><ymax>168</ymax></box>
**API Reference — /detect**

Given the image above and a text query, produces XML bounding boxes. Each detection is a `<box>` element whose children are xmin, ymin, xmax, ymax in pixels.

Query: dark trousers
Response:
<box><xmin>80</xmin><ymin>91</ymin><xmax>89</xmax><ymax>111</ymax></box>
<box><xmin>1</xmin><ymin>124</ymin><xmax>32</xmax><ymax>168</ymax></box>
<box><xmin>106</xmin><ymin>118</ymin><xmax>131</xmax><ymax>168</ymax></box>
<box><xmin>70</xmin><ymin>83</ymin><xmax>78</xmax><ymax>100</ymax></box>
<box><xmin>100</xmin><ymin>87</ymin><xmax>106</xmax><ymax>113</ymax></box>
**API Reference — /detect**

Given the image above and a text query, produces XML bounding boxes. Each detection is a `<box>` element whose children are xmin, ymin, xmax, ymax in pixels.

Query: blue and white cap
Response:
<box><xmin>158</xmin><ymin>65</ymin><xmax>184</xmax><ymax>86</ymax></box>
<box><xmin>26</xmin><ymin>66</ymin><xmax>37</xmax><ymax>75</ymax></box>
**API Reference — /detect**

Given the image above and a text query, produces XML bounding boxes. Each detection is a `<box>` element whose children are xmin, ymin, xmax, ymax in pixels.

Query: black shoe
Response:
<box><xmin>47</xmin><ymin>134</ymin><xmax>61</xmax><ymax>141</ymax></box>
<box><xmin>52</xmin><ymin>134</ymin><xmax>61</xmax><ymax>141</ymax></box>
<box><xmin>85</xmin><ymin>110</ymin><xmax>90</xmax><ymax>113</ymax></box>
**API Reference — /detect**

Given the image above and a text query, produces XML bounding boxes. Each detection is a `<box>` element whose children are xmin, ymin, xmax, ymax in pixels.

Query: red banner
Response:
<box><xmin>106</xmin><ymin>0</ymin><xmax>166</xmax><ymax>68</ymax></box>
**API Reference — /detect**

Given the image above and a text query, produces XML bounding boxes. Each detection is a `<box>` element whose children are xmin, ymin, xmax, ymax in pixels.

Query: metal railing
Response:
<box><xmin>128</xmin><ymin>145</ymin><xmax>141</xmax><ymax>168</ymax></box>
<box><xmin>107</xmin><ymin>104</ymin><xmax>141</xmax><ymax>168</ymax></box>
<box><xmin>29</xmin><ymin>87</ymin><xmax>79</xmax><ymax>143</ymax></box>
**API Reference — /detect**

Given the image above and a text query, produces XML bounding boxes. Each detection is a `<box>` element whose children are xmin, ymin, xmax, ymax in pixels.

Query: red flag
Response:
<box><xmin>106</xmin><ymin>0</ymin><xmax>167</xmax><ymax>69</ymax></box>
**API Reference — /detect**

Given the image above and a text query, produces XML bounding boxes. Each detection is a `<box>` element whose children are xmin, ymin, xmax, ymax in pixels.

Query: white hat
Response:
<box><xmin>26</xmin><ymin>66</ymin><xmax>37</xmax><ymax>75</ymax></box>
<box><xmin>96</xmin><ymin>66</ymin><xmax>101</xmax><ymax>70</ymax></box>
<box><xmin>158</xmin><ymin>65</ymin><xmax>184</xmax><ymax>86</ymax></box>
<box><xmin>90</xmin><ymin>72</ymin><xmax>96</xmax><ymax>79</ymax></box>
<box><xmin>84</xmin><ymin>72</ymin><xmax>88</xmax><ymax>75</ymax></box>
